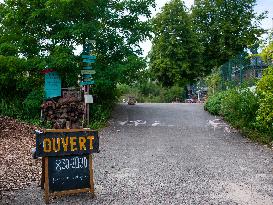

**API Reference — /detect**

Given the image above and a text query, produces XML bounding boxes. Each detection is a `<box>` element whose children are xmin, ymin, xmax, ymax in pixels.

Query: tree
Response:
<box><xmin>0</xmin><ymin>0</ymin><xmax>155</xmax><ymax>102</ymax></box>
<box><xmin>191</xmin><ymin>0</ymin><xmax>266</xmax><ymax>70</ymax></box>
<box><xmin>149</xmin><ymin>0</ymin><xmax>204</xmax><ymax>87</ymax></box>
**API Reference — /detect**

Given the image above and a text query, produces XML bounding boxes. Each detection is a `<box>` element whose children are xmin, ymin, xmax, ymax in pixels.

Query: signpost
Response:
<box><xmin>36</xmin><ymin>129</ymin><xmax>99</xmax><ymax>204</ymax></box>
<box><xmin>80</xmin><ymin>41</ymin><xmax>96</xmax><ymax>125</ymax></box>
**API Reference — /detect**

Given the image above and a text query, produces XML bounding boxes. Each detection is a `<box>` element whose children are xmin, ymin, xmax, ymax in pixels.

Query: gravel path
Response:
<box><xmin>1</xmin><ymin>103</ymin><xmax>273</xmax><ymax>204</ymax></box>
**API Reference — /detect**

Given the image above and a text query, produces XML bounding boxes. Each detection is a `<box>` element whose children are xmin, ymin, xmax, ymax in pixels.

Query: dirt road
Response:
<box><xmin>2</xmin><ymin>103</ymin><xmax>273</xmax><ymax>204</ymax></box>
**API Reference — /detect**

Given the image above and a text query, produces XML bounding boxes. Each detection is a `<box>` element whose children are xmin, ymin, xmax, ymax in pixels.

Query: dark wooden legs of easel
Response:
<box><xmin>41</xmin><ymin>157</ymin><xmax>45</xmax><ymax>189</ymax></box>
<box><xmin>89</xmin><ymin>154</ymin><xmax>95</xmax><ymax>198</ymax></box>
<box><xmin>40</xmin><ymin>157</ymin><xmax>49</xmax><ymax>203</ymax></box>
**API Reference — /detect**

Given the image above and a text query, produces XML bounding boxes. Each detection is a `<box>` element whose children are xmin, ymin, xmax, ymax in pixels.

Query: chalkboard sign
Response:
<box><xmin>38</xmin><ymin>129</ymin><xmax>97</xmax><ymax>204</ymax></box>
<box><xmin>48</xmin><ymin>155</ymin><xmax>90</xmax><ymax>192</ymax></box>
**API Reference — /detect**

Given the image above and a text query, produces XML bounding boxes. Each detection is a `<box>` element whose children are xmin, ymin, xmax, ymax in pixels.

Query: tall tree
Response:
<box><xmin>191</xmin><ymin>0</ymin><xmax>266</xmax><ymax>69</ymax></box>
<box><xmin>0</xmin><ymin>0</ymin><xmax>155</xmax><ymax>101</ymax></box>
<box><xmin>149</xmin><ymin>0</ymin><xmax>204</xmax><ymax>87</ymax></box>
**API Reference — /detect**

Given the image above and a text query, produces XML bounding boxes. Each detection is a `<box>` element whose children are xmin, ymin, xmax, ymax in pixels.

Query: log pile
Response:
<box><xmin>41</xmin><ymin>97</ymin><xmax>84</xmax><ymax>129</ymax></box>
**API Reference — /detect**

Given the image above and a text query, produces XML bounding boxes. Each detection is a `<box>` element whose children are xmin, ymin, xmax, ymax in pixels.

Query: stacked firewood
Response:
<box><xmin>41</xmin><ymin>97</ymin><xmax>84</xmax><ymax>129</ymax></box>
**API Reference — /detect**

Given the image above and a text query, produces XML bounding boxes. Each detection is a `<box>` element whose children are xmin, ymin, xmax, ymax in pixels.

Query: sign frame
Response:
<box><xmin>40</xmin><ymin>129</ymin><xmax>95</xmax><ymax>204</ymax></box>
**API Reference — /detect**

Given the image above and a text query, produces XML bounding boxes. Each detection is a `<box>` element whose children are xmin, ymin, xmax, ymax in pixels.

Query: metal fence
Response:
<box><xmin>220</xmin><ymin>53</ymin><xmax>268</xmax><ymax>89</ymax></box>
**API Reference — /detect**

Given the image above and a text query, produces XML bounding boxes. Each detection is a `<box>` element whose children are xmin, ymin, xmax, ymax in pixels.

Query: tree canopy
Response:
<box><xmin>149</xmin><ymin>0</ymin><xmax>266</xmax><ymax>87</ymax></box>
<box><xmin>191</xmin><ymin>0</ymin><xmax>266</xmax><ymax>69</ymax></box>
<box><xmin>149</xmin><ymin>0</ymin><xmax>203</xmax><ymax>87</ymax></box>
<box><xmin>0</xmin><ymin>0</ymin><xmax>155</xmax><ymax>101</ymax></box>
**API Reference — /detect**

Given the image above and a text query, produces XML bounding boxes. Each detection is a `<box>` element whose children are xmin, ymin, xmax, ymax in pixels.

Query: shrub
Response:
<box><xmin>23</xmin><ymin>88</ymin><xmax>44</xmax><ymax>119</ymax></box>
<box><xmin>204</xmin><ymin>91</ymin><xmax>227</xmax><ymax>115</ymax></box>
<box><xmin>220</xmin><ymin>88</ymin><xmax>259</xmax><ymax>128</ymax></box>
<box><xmin>255</xmin><ymin>66</ymin><xmax>273</xmax><ymax>134</ymax></box>
<box><xmin>255</xmin><ymin>93</ymin><xmax>273</xmax><ymax>133</ymax></box>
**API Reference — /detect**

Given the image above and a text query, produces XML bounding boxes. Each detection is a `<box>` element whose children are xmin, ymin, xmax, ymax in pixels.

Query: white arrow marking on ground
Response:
<box><xmin>118</xmin><ymin>121</ymin><xmax>127</xmax><ymax>126</ymax></box>
<box><xmin>152</xmin><ymin>121</ymin><xmax>160</xmax><ymax>126</ymax></box>
<box><xmin>135</xmin><ymin>120</ymin><xmax>146</xmax><ymax>126</ymax></box>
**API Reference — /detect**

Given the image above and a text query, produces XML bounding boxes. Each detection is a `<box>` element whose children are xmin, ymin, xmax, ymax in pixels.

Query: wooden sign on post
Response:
<box><xmin>83</xmin><ymin>59</ymin><xmax>96</xmax><ymax>63</ymax></box>
<box><xmin>80</xmin><ymin>81</ymin><xmax>95</xmax><ymax>86</ymax></box>
<box><xmin>81</xmin><ymin>70</ymin><xmax>96</xmax><ymax>75</ymax></box>
<box><xmin>44</xmin><ymin>71</ymin><xmax>61</xmax><ymax>99</ymax></box>
<box><xmin>36</xmin><ymin>129</ymin><xmax>99</xmax><ymax>204</ymax></box>
<box><xmin>82</xmin><ymin>55</ymin><xmax>96</xmax><ymax>60</ymax></box>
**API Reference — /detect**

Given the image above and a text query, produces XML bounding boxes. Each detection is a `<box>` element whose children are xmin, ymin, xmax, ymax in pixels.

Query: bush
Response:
<box><xmin>220</xmin><ymin>88</ymin><xmax>259</xmax><ymax>128</ymax></box>
<box><xmin>89</xmin><ymin>102</ymin><xmax>115</xmax><ymax>129</ymax></box>
<box><xmin>23</xmin><ymin>88</ymin><xmax>44</xmax><ymax>119</ymax></box>
<box><xmin>204</xmin><ymin>91</ymin><xmax>227</xmax><ymax>115</ymax></box>
<box><xmin>255</xmin><ymin>66</ymin><xmax>273</xmax><ymax>134</ymax></box>
<box><xmin>117</xmin><ymin>82</ymin><xmax>185</xmax><ymax>103</ymax></box>
<box><xmin>255</xmin><ymin>93</ymin><xmax>273</xmax><ymax>133</ymax></box>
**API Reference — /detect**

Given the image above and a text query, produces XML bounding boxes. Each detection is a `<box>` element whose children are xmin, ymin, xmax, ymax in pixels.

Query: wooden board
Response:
<box><xmin>41</xmin><ymin>129</ymin><xmax>96</xmax><ymax>203</ymax></box>
<box><xmin>83</xmin><ymin>59</ymin><xmax>95</xmax><ymax>63</ymax></box>
<box><xmin>82</xmin><ymin>74</ymin><xmax>92</xmax><ymax>78</ymax></box>
<box><xmin>81</xmin><ymin>70</ymin><xmax>96</xmax><ymax>75</ymax></box>
<box><xmin>83</xmin><ymin>66</ymin><xmax>93</xmax><ymax>70</ymax></box>
<box><xmin>80</xmin><ymin>81</ymin><xmax>95</xmax><ymax>86</ymax></box>
<box><xmin>82</xmin><ymin>55</ymin><xmax>96</xmax><ymax>60</ymax></box>
<box><xmin>36</xmin><ymin>130</ymin><xmax>99</xmax><ymax>157</ymax></box>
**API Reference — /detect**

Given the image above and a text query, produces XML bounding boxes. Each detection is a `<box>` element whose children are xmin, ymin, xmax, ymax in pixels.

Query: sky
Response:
<box><xmin>140</xmin><ymin>0</ymin><xmax>273</xmax><ymax>57</ymax></box>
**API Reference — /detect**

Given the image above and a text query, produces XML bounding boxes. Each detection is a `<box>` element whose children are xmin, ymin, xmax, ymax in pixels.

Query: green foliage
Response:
<box><xmin>205</xmin><ymin>88</ymin><xmax>259</xmax><ymax>128</ymax></box>
<box><xmin>220</xmin><ymin>88</ymin><xmax>259</xmax><ymax>128</ymax></box>
<box><xmin>0</xmin><ymin>99</ymin><xmax>24</xmax><ymax>119</ymax></box>
<box><xmin>115</xmin><ymin>55</ymin><xmax>147</xmax><ymax>86</ymax></box>
<box><xmin>205</xmin><ymin>67</ymin><xmax>222</xmax><ymax>96</ymax></box>
<box><xmin>0</xmin><ymin>87</ymin><xmax>43</xmax><ymax>121</ymax></box>
<box><xmin>256</xmin><ymin>66</ymin><xmax>273</xmax><ymax>97</ymax></box>
<box><xmin>260</xmin><ymin>42</ymin><xmax>273</xmax><ymax>64</ymax></box>
<box><xmin>204</xmin><ymin>91</ymin><xmax>227</xmax><ymax>115</ymax></box>
<box><xmin>117</xmin><ymin>82</ymin><xmax>185</xmax><ymax>103</ymax></box>
<box><xmin>205</xmin><ymin>86</ymin><xmax>272</xmax><ymax>144</ymax></box>
<box><xmin>0</xmin><ymin>0</ymin><xmax>156</xmax><ymax>125</ymax></box>
<box><xmin>255</xmin><ymin>93</ymin><xmax>273</xmax><ymax>133</ymax></box>
<box><xmin>255</xmin><ymin>66</ymin><xmax>273</xmax><ymax>133</ymax></box>
<box><xmin>192</xmin><ymin>0</ymin><xmax>266</xmax><ymax>69</ymax></box>
<box><xmin>149</xmin><ymin>0</ymin><xmax>203</xmax><ymax>87</ymax></box>
<box><xmin>163</xmin><ymin>85</ymin><xmax>185</xmax><ymax>102</ymax></box>
<box><xmin>23</xmin><ymin>88</ymin><xmax>44</xmax><ymax>119</ymax></box>
<box><xmin>89</xmin><ymin>102</ymin><xmax>114</xmax><ymax>130</ymax></box>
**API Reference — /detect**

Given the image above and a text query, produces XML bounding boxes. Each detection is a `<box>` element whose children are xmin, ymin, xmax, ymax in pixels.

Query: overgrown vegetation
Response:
<box><xmin>205</xmin><ymin>65</ymin><xmax>273</xmax><ymax>144</ymax></box>
<box><xmin>117</xmin><ymin>82</ymin><xmax>186</xmax><ymax>103</ymax></box>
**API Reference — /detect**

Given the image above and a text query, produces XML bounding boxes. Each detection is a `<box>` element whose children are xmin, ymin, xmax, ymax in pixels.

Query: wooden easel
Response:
<box><xmin>40</xmin><ymin>129</ymin><xmax>95</xmax><ymax>204</ymax></box>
